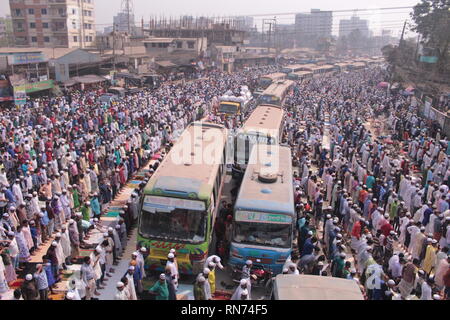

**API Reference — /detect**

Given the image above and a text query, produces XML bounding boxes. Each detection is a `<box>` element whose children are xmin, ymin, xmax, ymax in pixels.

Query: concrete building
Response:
<box><xmin>339</xmin><ymin>16</ymin><xmax>370</xmax><ymax>38</ymax></box>
<box><xmin>9</xmin><ymin>0</ymin><xmax>96</xmax><ymax>48</ymax></box>
<box><xmin>143</xmin><ymin>37</ymin><xmax>207</xmax><ymax>58</ymax></box>
<box><xmin>0</xmin><ymin>15</ymin><xmax>14</xmax><ymax>46</ymax></box>
<box><xmin>113</xmin><ymin>11</ymin><xmax>136</xmax><ymax>34</ymax></box>
<box><xmin>295</xmin><ymin>9</ymin><xmax>333</xmax><ymax>47</ymax></box>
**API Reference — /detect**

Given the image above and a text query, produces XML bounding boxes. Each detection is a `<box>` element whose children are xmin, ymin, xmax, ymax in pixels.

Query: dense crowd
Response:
<box><xmin>1</xmin><ymin>62</ymin><xmax>449</xmax><ymax>301</ymax></box>
<box><xmin>280</xmin><ymin>67</ymin><xmax>450</xmax><ymax>300</ymax></box>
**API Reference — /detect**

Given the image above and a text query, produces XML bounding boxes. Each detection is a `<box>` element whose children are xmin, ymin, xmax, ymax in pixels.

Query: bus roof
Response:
<box><xmin>274</xmin><ymin>274</ymin><xmax>364</xmax><ymax>300</ymax></box>
<box><xmin>311</xmin><ymin>64</ymin><xmax>334</xmax><ymax>70</ymax></box>
<box><xmin>298</xmin><ymin>64</ymin><xmax>317</xmax><ymax>70</ymax></box>
<box><xmin>235</xmin><ymin>146</ymin><xmax>294</xmax><ymax>215</ymax></box>
<box><xmin>261</xmin><ymin>80</ymin><xmax>294</xmax><ymax>97</ymax></box>
<box><xmin>293</xmin><ymin>71</ymin><xmax>313</xmax><ymax>76</ymax></box>
<box><xmin>242</xmin><ymin>105</ymin><xmax>284</xmax><ymax>133</ymax></box>
<box><xmin>261</xmin><ymin>72</ymin><xmax>286</xmax><ymax>80</ymax></box>
<box><xmin>144</xmin><ymin>122</ymin><xmax>227</xmax><ymax>200</ymax></box>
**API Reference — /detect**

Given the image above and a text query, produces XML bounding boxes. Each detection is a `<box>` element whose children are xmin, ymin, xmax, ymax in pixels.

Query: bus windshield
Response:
<box><xmin>259</xmin><ymin>95</ymin><xmax>281</xmax><ymax>106</ymax></box>
<box><xmin>219</xmin><ymin>103</ymin><xmax>239</xmax><ymax>114</ymax></box>
<box><xmin>233</xmin><ymin>221</ymin><xmax>291</xmax><ymax>248</ymax></box>
<box><xmin>258</xmin><ymin>78</ymin><xmax>272</xmax><ymax>88</ymax></box>
<box><xmin>235</xmin><ymin>133</ymin><xmax>276</xmax><ymax>164</ymax></box>
<box><xmin>140</xmin><ymin>204</ymin><xmax>207</xmax><ymax>244</ymax></box>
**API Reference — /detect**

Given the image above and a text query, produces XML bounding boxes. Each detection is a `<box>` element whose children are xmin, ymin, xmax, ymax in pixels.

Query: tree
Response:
<box><xmin>410</xmin><ymin>0</ymin><xmax>450</xmax><ymax>72</ymax></box>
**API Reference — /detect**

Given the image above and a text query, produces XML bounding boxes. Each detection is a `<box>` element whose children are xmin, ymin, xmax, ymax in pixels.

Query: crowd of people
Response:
<box><xmin>0</xmin><ymin>65</ymin><xmax>280</xmax><ymax>300</ymax></box>
<box><xmin>282</xmin><ymin>67</ymin><xmax>450</xmax><ymax>300</ymax></box>
<box><xmin>0</xmin><ymin>60</ymin><xmax>449</xmax><ymax>300</ymax></box>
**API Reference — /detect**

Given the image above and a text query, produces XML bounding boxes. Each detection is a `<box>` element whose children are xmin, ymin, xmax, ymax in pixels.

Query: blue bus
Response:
<box><xmin>229</xmin><ymin>145</ymin><xmax>295</xmax><ymax>274</ymax></box>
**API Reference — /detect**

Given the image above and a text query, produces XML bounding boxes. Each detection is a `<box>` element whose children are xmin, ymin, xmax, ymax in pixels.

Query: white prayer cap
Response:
<box><xmin>51</xmin><ymin>241</ymin><xmax>57</xmax><ymax>246</ymax></box>
<box><xmin>432</xmin><ymin>239</ymin><xmax>437</xmax><ymax>244</ymax></box>
<box><xmin>387</xmin><ymin>279</ymin><xmax>395</xmax><ymax>286</ymax></box>
<box><xmin>318</xmin><ymin>262</ymin><xmax>324</xmax><ymax>266</ymax></box>
<box><xmin>427</xmin><ymin>238</ymin><xmax>433</xmax><ymax>242</ymax></box>
<box><xmin>108</xmin><ymin>227</ymin><xmax>113</xmax><ymax>232</ymax></box>
<box><xmin>208</xmin><ymin>262</ymin><xmax>216</xmax><ymax>268</ymax></box>
<box><xmin>103</xmin><ymin>232</ymin><xmax>108</xmax><ymax>237</ymax></box>
<box><xmin>116</xmin><ymin>281</ymin><xmax>125</xmax><ymax>288</ymax></box>
<box><xmin>246</xmin><ymin>260</ymin><xmax>253</xmax><ymax>265</ymax></box>
<box><xmin>132</xmin><ymin>252</ymin><xmax>139</xmax><ymax>256</ymax></box>
<box><xmin>384</xmin><ymin>213</ymin><xmax>389</xmax><ymax>218</ymax></box>
<box><xmin>128</xmin><ymin>266</ymin><xmax>135</xmax><ymax>271</ymax></box>
<box><xmin>55</xmin><ymin>232</ymin><xmax>61</xmax><ymax>237</ymax></box>
<box><xmin>203</xmin><ymin>268</ymin><xmax>210</xmax><ymax>275</ymax></box>
<box><xmin>337</xmin><ymin>233</ymin><xmax>343</xmax><ymax>238</ymax></box>
<box><xmin>140</xmin><ymin>247</ymin><xmax>147</xmax><ymax>252</ymax></box>
<box><xmin>241</xmin><ymin>289</ymin><xmax>249</xmax><ymax>296</ymax></box>
<box><xmin>3</xmin><ymin>213</ymin><xmax>9</xmax><ymax>218</ymax></box>
<box><xmin>326</xmin><ymin>214</ymin><xmax>331</xmax><ymax>219</ymax></box>
<box><xmin>85</xmin><ymin>201</ymin><xmax>90</xmax><ymax>205</ymax></box>
<box><xmin>333</xmin><ymin>217</ymin><xmax>339</xmax><ymax>223</ymax></box>
<box><xmin>420</xmin><ymin>226</ymin><xmax>426</xmax><ymax>231</ymax></box>
<box><xmin>198</xmin><ymin>276</ymin><xmax>206</xmax><ymax>283</ymax></box>
<box><xmin>39</xmin><ymin>212</ymin><xmax>44</xmax><ymax>217</ymax></box>
<box><xmin>93</xmin><ymin>218</ymin><xmax>98</xmax><ymax>222</ymax></box>
<box><xmin>25</xmin><ymin>274</ymin><xmax>33</xmax><ymax>281</ymax></box>
<box><xmin>7</xmin><ymin>231</ymin><xmax>15</xmax><ymax>236</ymax></box>
<box><xmin>167</xmin><ymin>253</ymin><xmax>174</xmax><ymax>259</ymax></box>
<box><xmin>350</xmin><ymin>268</ymin><xmax>356</xmax><ymax>273</ymax></box>
<box><xmin>282</xmin><ymin>268</ymin><xmax>289</xmax><ymax>273</ymax></box>
<box><xmin>62</xmin><ymin>189</ymin><xmax>67</xmax><ymax>193</ymax></box>
<box><xmin>240</xmin><ymin>279</ymin><xmax>247</xmax><ymax>285</ymax></box>
<box><xmin>54</xmin><ymin>195</ymin><xmax>59</xmax><ymax>199</ymax></box>
<box><xmin>115</xmin><ymin>224</ymin><xmax>121</xmax><ymax>229</ymax></box>
<box><xmin>96</xmin><ymin>248</ymin><xmax>103</xmax><ymax>253</ymax></box>
<box><xmin>68</xmin><ymin>219</ymin><xmax>74</xmax><ymax>224</ymax></box>
<box><xmin>169</xmin><ymin>248</ymin><xmax>176</xmax><ymax>253</ymax></box>
<box><xmin>340</xmin><ymin>252</ymin><xmax>346</xmax><ymax>258</ymax></box>
<box><xmin>9</xmin><ymin>206</ymin><xmax>16</xmax><ymax>211</ymax></box>
<box><xmin>66</xmin><ymin>292</ymin><xmax>75</xmax><ymax>300</ymax></box>
<box><xmin>159</xmin><ymin>274</ymin><xmax>166</xmax><ymax>280</ymax></box>
<box><xmin>307</xmin><ymin>231</ymin><xmax>313</xmax><ymax>236</ymax></box>
<box><xmin>390</xmin><ymin>231</ymin><xmax>396</xmax><ymax>235</ymax></box>
<box><xmin>433</xmin><ymin>294</ymin><xmax>441</xmax><ymax>300</ymax></box>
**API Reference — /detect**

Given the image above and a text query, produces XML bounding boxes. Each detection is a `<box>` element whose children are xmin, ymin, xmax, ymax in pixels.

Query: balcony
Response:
<box><xmin>52</xmin><ymin>28</ymin><xmax>68</xmax><ymax>33</ymax></box>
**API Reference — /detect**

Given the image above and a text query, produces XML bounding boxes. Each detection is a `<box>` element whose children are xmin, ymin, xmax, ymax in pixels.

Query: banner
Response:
<box><xmin>0</xmin><ymin>74</ymin><xmax>14</xmax><ymax>102</ymax></box>
<box><xmin>424</xmin><ymin>97</ymin><xmax>432</xmax><ymax>118</ymax></box>
<box><xmin>14</xmin><ymin>80</ymin><xmax>54</xmax><ymax>93</ymax></box>
<box><xmin>14</xmin><ymin>89</ymin><xmax>27</xmax><ymax>106</ymax></box>
<box><xmin>8</xmin><ymin>52</ymin><xmax>47</xmax><ymax>65</ymax></box>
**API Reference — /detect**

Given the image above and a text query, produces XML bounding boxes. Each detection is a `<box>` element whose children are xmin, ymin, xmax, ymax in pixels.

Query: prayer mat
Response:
<box><xmin>8</xmin><ymin>279</ymin><xmax>23</xmax><ymax>289</ymax></box>
<box><xmin>105</xmin><ymin>211</ymin><xmax>120</xmax><ymax>218</ymax></box>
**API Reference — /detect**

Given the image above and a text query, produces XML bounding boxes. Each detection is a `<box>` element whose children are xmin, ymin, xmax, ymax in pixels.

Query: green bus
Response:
<box><xmin>138</xmin><ymin>122</ymin><xmax>227</xmax><ymax>275</ymax></box>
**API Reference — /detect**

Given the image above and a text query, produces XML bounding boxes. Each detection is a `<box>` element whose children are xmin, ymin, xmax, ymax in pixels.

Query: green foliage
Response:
<box><xmin>410</xmin><ymin>0</ymin><xmax>450</xmax><ymax>65</ymax></box>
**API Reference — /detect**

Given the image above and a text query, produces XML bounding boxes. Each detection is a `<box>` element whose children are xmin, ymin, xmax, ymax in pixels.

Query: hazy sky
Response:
<box><xmin>1</xmin><ymin>0</ymin><xmax>420</xmax><ymax>36</ymax></box>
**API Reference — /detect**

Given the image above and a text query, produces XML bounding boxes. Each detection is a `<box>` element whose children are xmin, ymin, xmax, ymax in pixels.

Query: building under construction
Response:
<box><xmin>143</xmin><ymin>16</ymin><xmax>248</xmax><ymax>46</ymax></box>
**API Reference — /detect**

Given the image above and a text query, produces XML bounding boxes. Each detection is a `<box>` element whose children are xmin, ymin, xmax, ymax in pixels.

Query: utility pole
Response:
<box><xmin>113</xmin><ymin>23</ymin><xmax>117</xmax><ymax>71</ymax></box>
<box><xmin>399</xmin><ymin>20</ymin><xmax>407</xmax><ymax>48</ymax></box>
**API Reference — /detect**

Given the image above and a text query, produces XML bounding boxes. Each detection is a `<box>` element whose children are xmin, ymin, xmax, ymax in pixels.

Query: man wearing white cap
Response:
<box><xmin>149</xmin><ymin>273</ymin><xmax>169</xmax><ymax>300</ymax></box>
<box><xmin>137</xmin><ymin>247</ymin><xmax>146</xmax><ymax>278</ymax></box>
<box><xmin>114</xmin><ymin>281</ymin><xmax>128</xmax><ymax>300</ymax></box>
<box><xmin>20</xmin><ymin>273</ymin><xmax>38</xmax><ymax>300</ymax></box>
<box><xmin>125</xmin><ymin>266</ymin><xmax>138</xmax><ymax>300</ymax></box>
<box><xmin>194</xmin><ymin>275</ymin><xmax>206</xmax><ymax>300</ymax></box>
<box><xmin>166</xmin><ymin>252</ymin><xmax>178</xmax><ymax>287</ymax></box>
<box><xmin>231</xmin><ymin>279</ymin><xmax>249</xmax><ymax>300</ymax></box>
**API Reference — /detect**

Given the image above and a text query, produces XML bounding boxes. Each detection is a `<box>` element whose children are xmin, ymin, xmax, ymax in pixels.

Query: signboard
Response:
<box><xmin>14</xmin><ymin>89</ymin><xmax>27</xmax><ymax>106</ymax></box>
<box><xmin>143</xmin><ymin>195</ymin><xmax>205</xmax><ymax>212</ymax></box>
<box><xmin>419</xmin><ymin>56</ymin><xmax>438</xmax><ymax>64</ymax></box>
<box><xmin>14</xmin><ymin>80</ymin><xmax>54</xmax><ymax>94</ymax></box>
<box><xmin>0</xmin><ymin>74</ymin><xmax>14</xmax><ymax>102</ymax></box>
<box><xmin>235</xmin><ymin>210</ymin><xmax>292</xmax><ymax>224</ymax></box>
<box><xmin>8</xmin><ymin>52</ymin><xmax>47</xmax><ymax>65</ymax></box>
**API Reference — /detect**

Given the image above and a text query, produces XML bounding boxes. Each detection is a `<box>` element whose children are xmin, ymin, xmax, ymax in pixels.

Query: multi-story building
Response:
<box><xmin>339</xmin><ymin>16</ymin><xmax>370</xmax><ymax>38</ymax></box>
<box><xmin>113</xmin><ymin>11</ymin><xmax>136</xmax><ymax>34</ymax></box>
<box><xmin>295</xmin><ymin>9</ymin><xmax>333</xmax><ymax>47</ymax></box>
<box><xmin>9</xmin><ymin>0</ymin><xmax>96</xmax><ymax>48</ymax></box>
<box><xmin>0</xmin><ymin>15</ymin><xmax>14</xmax><ymax>46</ymax></box>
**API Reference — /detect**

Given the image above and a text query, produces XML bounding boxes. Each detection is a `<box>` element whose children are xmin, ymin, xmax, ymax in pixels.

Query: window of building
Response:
<box><xmin>85</xmin><ymin>36</ymin><xmax>89</xmax><ymax>42</ymax></box>
<box><xmin>44</xmin><ymin>36</ymin><xmax>50</xmax><ymax>42</ymax></box>
<box><xmin>177</xmin><ymin>41</ymin><xmax>182</xmax><ymax>49</ymax></box>
<box><xmin>43</xmin><ymin>22</ymin><xmax>49</xmax><ymax>29</ymax></box>
<box><xmin>28</xmin><ymin>8</ymin><xmax>34</xmax><ymax>15</ymax></box>
<box><xmin>72</xmin><ymin>20</ymin><xmax>77</xmax><ymax>29</ymax></box>
<box><xmin>31</xmin><ymin>36</ymin><xmax>37</xmax><ymax>42</ymax></box>
<box><xmin>58</xmin><ymin>8</ymin><xmax>65</xmax><ymax>15</ymax></box>
<box><xmin>15</xmin><ymin>9</ymin><xmax>21</xmax><ymax>16</ymax></box>
<box><xmin>151</xmin><ymin>43</ymin><xmax>157</xmax><ymax>48</ymax></box>
<box><xmin>73</xmin><ymin>36</ymin><xmax>78</xmax><ymax>42</ymax></box>
<box><xmin>30</xmin><ymin>22</ymin><xmax>36</xmax><ymax>28</ymax></box>
<box><xmin>41</xmin><ymin>8</ymin><xmax>47</xmax><ymax>15</ymax></box>
<box><xmin>72</xmin><ymin>9</ymin><xmax>77</xmax><ymax>15</ymax></box>
<box><xmin>17</xmin><ymin>22</ymin><xmax>23</xmax><ymax>30</ymax></box>
<box><xmin>89</xmin><ymin>36</ymin><xmax>93</xmax><ymax>42</ymax></box>
<box><xmin>187</xmin><ymin>41</ymin><xmax>195</xmax><ymax>49</ymax></box>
